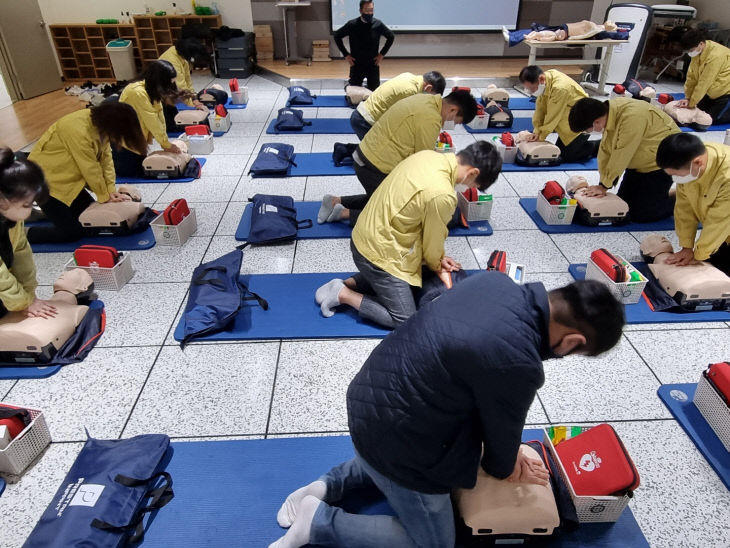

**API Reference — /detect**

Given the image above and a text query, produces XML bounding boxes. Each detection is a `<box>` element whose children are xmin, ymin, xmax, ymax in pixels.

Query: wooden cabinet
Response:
<box><xmin>50</xmin><ymin>15</ymin><xmax>221</xmax><ymax>82</ymax></box>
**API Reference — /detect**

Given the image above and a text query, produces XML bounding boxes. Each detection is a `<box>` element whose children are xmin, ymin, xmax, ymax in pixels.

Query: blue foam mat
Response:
<box><xmin>176</xmin><ymin>99</ymin><xmax>247</xmax><ymax>110</ymax></box>
<box><xmin>29</xmin><ymin>226</ymin><xmax>156</xmax><ymax>253</ymax></box>
<box><xmin>681</xmin><ymin>122</ymin><xmax>730</xmax><ymax>133</ymax></box>
<box><xmin>464</xmin><ymin>117</ymin><xmax>534</xmax><ymax>134</ymax></box>
<box><xmin>139</xmin><ymin>432</ymin><xmax>648</xmax><ymax>547</ymax></box>
<box><xmin>235</xmin><ymin>201</ymin><xmax>493</xmax><ymax>241</ymax></box>
<box><xmin>0</xmin><ymin>364</ymin><xmax>62</xmax><ymax>380</ymax></box>
<box><xmin>568</xmin><ymin>263</ymin><xmax>730</xmax><ymax>323</ymax></box>
<box><xmin>266</xmin><ymin>118</ymin><xmax>354</xmax><ymax>134</ymax></box>
<box><xmin>174</xmin><ymin>272</ymin><xmax>390</xmax><ymax>341</ymax></box>
<box><xmin>0</xmin><ymin>478</ymin><xmax>4</xmax><ymax>497</ymax></box>
<box><xmin>503</xmin><ymin>157</ymin><xmax>598</xmax><ymax>172</ymax></box>
<box><xmin>116</xmin><ymin>157</ymin><xmax>207</xmax><ymax>184</ymax></box>
<box><xmin>519</xmin><ymin>197</ymin><xmax>677</xmax><ymax>233</ymax></box>
<box><xmin>296</xmin><ymin>96</ymin><xmax>351</xmax><ymax>108</ymax></box>
<box><xmin>505</xmin><ymin>92</ymin><xmax>687</xmax><ymax>111</ymax></box>
<box><xmin>251</xmin><ymin>152</ymin><xmax>356</xmax><ymax>178</ymax></box>
<box><xmin>658</xmin><ymin>383</ymin><xmax>730</xmax><ymax>490</ymax></box>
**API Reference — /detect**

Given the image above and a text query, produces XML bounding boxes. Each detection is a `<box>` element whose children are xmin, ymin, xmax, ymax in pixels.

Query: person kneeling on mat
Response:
<box><xmin>518</xmin><ymin>65</ymin><xmax>599</xmax><ymax>163</ymax></box>
<box><xmin>350</xmin><ymin>71</ymin><xmax>446</xmax><ymax>139</ymax></box>
<box><xmin>159</xmin><ymin>37</ymin><xmax>211</xmax><ymax>131</ymax></box>
<box><xmin>319</xmin><ymin>89</ymin><xmax>478</xmax><ymax>227</ymax></box>
<box><xmin>27</xmin><ymin>103</ymin><xmax>148</xmax><ymax>245</ymax></box>
<box><xmin>0</xmin><ymin>148</ymin><xmax>56</xmax><ymax>319</ymax></box>
<box><xmin>677</xmin><ymin>29</ymin><xmax>730</xmax><ymax>125</ymax></box>
<box><xmin>656</xmin><ymin>133</ymin><xmax>730</xmax><ymax>275</ymax></box>
<box><xmin>568</xmin><ymin>97</ymin><xmax>680</xmax><ymax>223</ymax></box>
<box><xmin>271</xmin><ymin>276</ymin><xmax>625</xmax><ymax>548</ymax></box>
<box><xmin>315</xmin><ymin>141</ymin><xmax>501</xmax><ymax>329</ymax></box>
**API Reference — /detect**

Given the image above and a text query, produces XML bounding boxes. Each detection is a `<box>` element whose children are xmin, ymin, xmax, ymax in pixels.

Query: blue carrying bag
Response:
<box><xmin>23</xmin><ymin>434</ymin><xmax>173</xmax><ymax>547</ymax></box>
<box><xmin>180</xmin><ymin>247</ymin><xmax>268</xmax><ymax>347</ymax></box>
<box><xmin>248</xmin><ymin>143</ymin><xmax>297</xmax><ymax>176</ymax></box>
<box><xmin>286</xmin><ymin>85</ymin><xmax>316</xmax><ymax>106</ymax></box>
<box><xmin>274</xmin><ymin>107</ymin><xmax>312</xmax><ymax>131</ymax></box>
<box><xmin>246</xmin><ymin>194</ymin><xmax>312</xmax><ymax>245</ymax></box>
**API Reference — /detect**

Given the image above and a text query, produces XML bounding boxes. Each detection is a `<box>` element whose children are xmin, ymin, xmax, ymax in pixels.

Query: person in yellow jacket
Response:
<box><xmin>518</xmin><ymin>66</ymin><xmax>598</xmax><ymax>163</ymax></box>
<box><xmin>318</xmin><ymin>89</ymin><xmax>477</xmax><ymax>226</ymax></box>
<box><xmin>677</xmin><ymin>29</ymin><xmax>730</xmax><ymax>124</ymax></box>
<box><xmin>159</xmin><ymin>37</ymin><xmax>210</xmax><ymax>131</ymax></box>
<box><xmin>350</xmin><ymin>71</ymin><xmax>446</xmax><ymax>139</ymax></box>
<box><xmin>115</xmin><ymin>60</ymin><xmax>191</xmax><ymax>177</ymax></box>
<box><xmin>314</xmin><ymin>141</ymin><xmax>502</xmax><ymax>328</ymax></box>
<box><xmin>568</xmin><ymin>97</ymin><xmax>680</xmax><ymax>222</ymax></box>
<box><xmin>27</xmin><ymin>103</ymin><xmax>147</xmax><ymax>244</ymax></box>
<box><xmin>0</xmin><ymin>147</ymin><xmax>56</xmax><ymax>319</ymax></box>
<box><xmin>656</xmin><ymin>133</ymin><xmax>730</xmax><ymax>275</ymax></box>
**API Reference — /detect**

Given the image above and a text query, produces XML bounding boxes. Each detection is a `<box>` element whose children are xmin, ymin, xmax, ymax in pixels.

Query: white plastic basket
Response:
<box><xmin>457</xmin><ymin>192</ymin><xmax>493</xmax><ymax>221</ymax></box>
<box><xmin>209</xmin><ymin>112</ymin><xmax>231</xmax><ymax>133</ymax></box>
<box><xmin>585</xmin><ymin>255</ymin><xmax>648</xmax><ymax>305</ymax></box>
<box><xmin>494</xmin><ymin>139</ymin><xmax>517</xmax><ymax>164</ymax></box>
<box><xmin>536</xmin><ymin>192</ymin><xmax>577</xmax><ymax>225</ymax></box>
<box><xmin>694</xmin><ymin>373</ymin><xmax>730</xmax><ymax>452</ymax></box>
<box><xmin>0</xmin><ymin>406</ymin><xmax>51</xmax><ymax>479</ymax></box>
<box><xmin>178</xmin><ymin>133</ymin><xmax>214</xmax><ymax>155</ymax></box>
<box><xmin>467</xmin><ymin>113</ymin><xmax>490</xmax><ymax>130</ymax></box>
<box><xmin>64</xmin><ymin>253</ymin><xmax>134</xmax><ymax>291</ymax></box>
<box><xmin>150</xmin><ymin>208</ymin><xmax>198</xmax><ymax>246</ymax></box>
<box><xmin>543</xmin><ymin>429</ymin><xmax>631</xmax><ymax>523</ymax></box>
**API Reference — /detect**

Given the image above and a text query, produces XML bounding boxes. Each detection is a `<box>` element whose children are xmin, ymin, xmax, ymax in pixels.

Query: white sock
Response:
<box><xmin>315</xmin><ymin>279</ymin><xmax>344</xmax><ymax>306</ymax></box>
<box><xmin>276</xmin><ymin>480</ymin><xmax>327</xmax><ymax>528</ymax></box>
<box><xmin>269</xmin><ymin>495</ymin><xmax>320</xmax><ymax>548</ymax></box>
<box><xmin>319</xmin><ymin>279</ymin><xmax>344</xmax><ymax>318</ymax></box>
<box><xmin>325</xmin><ymin>203</ymin><xmax>346</xmax><ymax>224</ymax></box>
<box><xmin>317</xmin><ymin>195</ymin><xmax>337</xmax><ymax>224</ymax></box>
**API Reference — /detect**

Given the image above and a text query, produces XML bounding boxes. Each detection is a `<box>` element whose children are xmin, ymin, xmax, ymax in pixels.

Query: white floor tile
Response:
<box><xmin>208</xmin><ymin>136</ymin><xmax>259</xmax><ymax>155</ymax></box>
<box><xmin>311</xmin><ymin>133</ymin><xmax>360</xmax><ymax>152</ymax></box>
<box><xmin>488</xmin><ymin>197</ymin><xmax>534</xmax><ymax>230</ymax></box>
<box><xmin>292</xmin><ymin>239</ymin><xmax>356</xmax><ymax>273</ymax></box>
<box><xmin>502</xmin><ymin>170</ymin><xmax>568</xmax><ymax>197</ymax></box>
<box><xmin>303</xmin><ymin>175</ymin><xmax>363</xmax><ymax>201</ymax></box>
<box><xmin>233</xmin><ymin>175</ymin><xmax>306</xmax><ymax>201</ymax></box>
<box><xmin>469</xmin><ymin>231</ymin><xmax>568</xmax><ymax>273</ymax></box>
<box><xmin>203</xmin><ymin>236</ymin><xmax>295</xmax><ymax>275</ymax></box>
<box><xmin>125</xmin><ymin>237</ymin><xmax>210</xmax><ymax>283</ymax></box>
<box><xmin>201</xmin><ymin>155</ymin><xmax>250</xmax><ymax>177</ymax></box>
<box><xmin>550</xmin><ymin>231</ymin><xmax>642</xmax><ymax>264</ymax></box>
<box><xmin>215</xmin><ymin>201</ymin><xmax>247</xmax><ymax>236</ymax></box>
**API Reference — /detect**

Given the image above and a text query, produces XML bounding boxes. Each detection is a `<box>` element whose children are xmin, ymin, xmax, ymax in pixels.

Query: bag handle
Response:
<box><xmin>0</xmin><ymin>407</ymin><xmax>30</xmax><ymax>422</ymax></box>
<box><xmin>238</xmin><ymin>280</ymin><xmax>269</xmax><ymax>310</ymax></box>
<box><xmin>296</xmin><ymin>219</ymin><xmax>313</xmax><ymax>230</ymax></box>
<box><xmin>192</xmin><ymin>266</ymin><xmax>227</xmax><ymax>291</ymax></box>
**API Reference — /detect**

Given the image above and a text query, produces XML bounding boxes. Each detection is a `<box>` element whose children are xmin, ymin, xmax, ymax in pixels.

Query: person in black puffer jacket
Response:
<box><xmin>270</xmin><ymin>273</ymin><xmax>625</xmax><ymax>548</ymax></box>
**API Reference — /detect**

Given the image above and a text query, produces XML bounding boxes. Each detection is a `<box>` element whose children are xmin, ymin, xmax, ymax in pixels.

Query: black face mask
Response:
<box><xmin>361</xmin><ymin>13</ymin><xmax>374</xmax><ymax>23</ymax></box>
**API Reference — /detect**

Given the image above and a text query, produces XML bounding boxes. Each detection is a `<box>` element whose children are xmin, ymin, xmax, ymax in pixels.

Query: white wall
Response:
<box><xmin>0</xmin><ymin>71</ymin><xmax>12</xmax><ymax>109</ymax></box>
<box><xmin>38</xmin><ymin>0</ymin><xmax>253</xmax><ymax>30</ymax></box>
<box><xmin>689</xmin><ymin>0</ymin><xmax>730</xmax><ymax>27</ymax></box>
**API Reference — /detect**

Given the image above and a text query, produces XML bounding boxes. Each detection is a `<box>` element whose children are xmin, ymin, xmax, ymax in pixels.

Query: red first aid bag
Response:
<box><xmin>74</xmin><ymin>245</ymin><xmax>120</xmax><ymax>268</ymax></box>
<box><xmin>541</xmin><ymin>181</ymin><xmax>564</xmax><ymax>205</ymax></box>
<box><xmin>707</xmin><ymin>362</ymin><xmax>730</xmax><ymax>404</ymax></box>
<box><xmin>229</xmin><ymin>78</ymin><xmax>239</xmax><ymax>92</ymax></box>
<box><xmin>555</xmin><ymin>424</ymin><xmax>640</xmax><ymax>496</ymax></box>
<box><xmin>0</xmin><ymin>404</ymin><xmax>31</xmax><ymax>439</ymax></box>
<box><xmin>185</xmin><ymin>124</ymin><xmax>210</xmax><ymax>136</ymax></box>
<box><xmin>590</xmin><ymin>248</ymin><xmax>627</xmax><ymax>283</ymax></box>
<box><xmin>163</xmin><ymin>198</ymin><xmax>190</xmax><ymax>225</ymax></box>
<box><xmin>452</xmin><ymin>86</ymin><xmax>471</xmax><ymax>93</ymax></box>
<box><xmin>487</xmin><ymin>250</ymin><xmax>507</xmax><ymax>273</ymax></box>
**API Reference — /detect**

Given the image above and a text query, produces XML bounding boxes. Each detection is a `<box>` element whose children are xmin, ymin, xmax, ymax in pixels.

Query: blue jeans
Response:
<box><xmin>350</xmin><ymin>109</ymin><xmax>372</xmax><ymax>140</ymax></box>
<box><xmin>309</xmin><ymin>450</ymin><xmax>455</xmax><ymax>548</ymax></box>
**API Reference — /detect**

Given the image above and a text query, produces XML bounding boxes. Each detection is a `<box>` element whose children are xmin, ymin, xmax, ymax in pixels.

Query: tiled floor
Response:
<box><xmin>1</xmin><ymin>74</ymin><xmax>729</xmax><ymax>547</ymax></box>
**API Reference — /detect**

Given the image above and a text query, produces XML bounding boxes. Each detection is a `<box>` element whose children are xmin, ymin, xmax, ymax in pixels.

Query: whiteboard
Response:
<box><xmin>330</xmin><ymin>0</ymin><xmax>521</xmax><ymax>32</ymax></box>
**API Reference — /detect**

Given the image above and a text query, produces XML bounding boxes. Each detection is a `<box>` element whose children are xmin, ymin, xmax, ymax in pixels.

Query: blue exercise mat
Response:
<box><xmin>505</xmin><ymin>92</ymin><xmax>687</xmax><ymax>111</ymax></box>
<box><xmin>658</xmin><ymin>383</ymin><xmax>730</xmax><ymax>491</ymax></box>
<box><xmin>0</xmin><ymin>364</ymin><xmax>62</xmax><ymax>380</ymax></box>
<box><xmin>235</xmin><ymin>201</ymin><xmax>493</xmax><ymax>241</ymax></box>
<box><xmin>259</xmin><ymin>152</ymin><xmax>356</xmax><ymax>178</ymax></box>
<box><xmin>569</xmin><ymin>263</ymin><xmax>730</xmax><ymax>323</ymax></box>
<box><xmin>0</xmin><ymin>478</ymin><xmax>4</xmax><ymax>497</ymax></box>
<box><xmin>295</xmin><ymin>96</ymin><xmax>351</xmax><ymax>108</ymax></box>
<box><xmin>176</xmin><ymin>99</ymin><xmax>247</xmax><ymax>110</ymax></box>
<box><xmin>174</xmin><ymin>272</ymin><xmax>390</xmax><ymax>342</ymax></box>
<box><xmin>29</xmin><ymin>226</ymin><xmax>156</xmax><ymax>253</ymax></box>
<box><xmin>140</xmin><ymin>431</ymin><xmax>649</xmax><ymax>547</ymax></box>
<box><xmin>681</xmin><ymin>122</ymin><xmax>730</xmax><ymax>133</ymax></box>
<box><xmin>464</xmin><ymin>117</ymin><xmax>534</xmax><ymax>134</ymax></box>
<box><xmin>266</xmin><ymin>118</ymin><xmax>354</xmax><ymax>134</ymax></box>
<box><xmin>116</xmin><ymin>157</ymin><xmax>207</xmax><ymax>184</ymax></box>
<box><xmin>503</xmin><ymin>158</ymin><xmax>598</xmax><ymax>172</ymax></box>
<box><xmin>519</xmin><ymin>197</ymin><xmax>676</xmax><ymax>233</ymax></box>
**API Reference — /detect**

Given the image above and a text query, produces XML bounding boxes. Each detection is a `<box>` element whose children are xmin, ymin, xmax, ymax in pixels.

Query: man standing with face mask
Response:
<box><xmin>517</xmin><ymin>66</ymin><xmax>598</xmax><ymax>163</ymax></box>
<box><xmin>656</xmin><ymin>133</ymin><xmax>730</xmax><ymax>275</ymax></box>
<box><xmin>568</xmin><ymin>97</ymin><xmax>680</xmax><ymax>222</ymax></box>
<box><xmin>334</xmin><ymin>1</ymin><xmax>395</xmax><ymax>91</ymax></box>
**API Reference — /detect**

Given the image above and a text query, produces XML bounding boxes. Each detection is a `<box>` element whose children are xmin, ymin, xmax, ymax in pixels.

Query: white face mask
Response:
<box><xmin>534</xmin><ymin>83</ymin><xmax>545</xmax><ymax>97</ymax></box>
<box><xmin>687</xmin><ymin>48</ymin><xmax>701</xmax><ymax>58</ymax></box>
<box><xmin>672</xmin><ymin>163</ymin><xmax>700</xmax><ymax>184</ymax></box>
<box><xmin>443</xmin><ymin>119</ymin><xmax>456</xmax><ymax>131</ymax></box>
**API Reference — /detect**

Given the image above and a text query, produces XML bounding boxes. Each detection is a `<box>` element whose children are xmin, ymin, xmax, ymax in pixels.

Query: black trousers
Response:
<box><xmin>112</xmin><ymin>146</ymin><xmax>146</xmax><ymax>178</ymax></box>
<box><xmin>616</xmin><ymin>168</ymin><xmax>675</xmax><ymax>223</ymax></box>
<box><xmin>163</xmin><ymin>103</ymin><xmax>182</xmax><ymax>133</ymax></box>
<box><xmin>341</xmin><ymin>147</ymin><xmax>388</xmax><ymax>226</ymax></box>
<box><xmin>556</xmin><ymin>134</ymin><xmax>600</xmax><ymax>163</ymax></box>
<box><xmin>27</xmin><ymin>190</ymin><xmax>94</xmax><ymax>244</ymax></box>
<box><xmin>708</xmin><ymin>242</ymin><xmax>730</xmax><ymax>276</ymax></box>
<box><xmin>349</xmin><ymin>61</ymin><xmax>380</xmax><ymax>91</ymax></box>
<box><xmin>697</xmin><ymin>94</ymin><xmax>730</xmax><ymax>124</ymax></box>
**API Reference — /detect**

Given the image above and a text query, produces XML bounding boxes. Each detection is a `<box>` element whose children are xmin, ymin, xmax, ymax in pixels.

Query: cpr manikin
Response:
<box><xmin>640</xmin><ymin>234</ymin><xmax>730</xmax><ymax>311</ymax></box>
<box><xmin>0</xmin><ymin>269</ymin><xmax>96</xmax><ymax>363</ymax></box>
<box><xmin>526</xmin><ymin>20</ymin><xmax>618</xmax><ymax>42</ymax></box>
<box><xmin>662</xmin><ymin>101</ymin><xmax>713</xmax><ymax>131</ymax></box>
<box><xmin>566</xmin><ymin>175</ymin><xmax>629</xmax><ymax>225</ymax></box>
<box><xmin>481</xmin><ymin>84</ymin><xmax>510</xmax><ymax>107</ymax></box>
<box><xmin>77</xmin><ymin>184</ymin><xmax>145</xmax><ymax>235</ymax></box>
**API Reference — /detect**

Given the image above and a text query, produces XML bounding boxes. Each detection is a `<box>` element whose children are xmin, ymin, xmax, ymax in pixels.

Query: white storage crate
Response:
<box><xmin>150</xmin><ymin>208</ymin><xmax>198</xmax><ymax>246</ymax></box>
<box><xmin>536</xmin><ymin>191</ymin><xmax>577</xmax><ymax>225</ymax></box>
<box><xmin>466</xmin><ymin>113</ymin><xmax>490</xmax><ymax>130</ymax></box>
<box><xmin>585</xmin><ymin>255</ymin><xmax>648</xmax><ymax>305</ymax></box>
<box><xmin>457</xmin><ymin>192</ymin><xmax>493</xmax><ymax>222</ymax></box>
<box><xmin>209</xmin><ymin>112</ymin><xmax>232</xmax><ymax>133</ymax></box>
<box><xmin>544</xmin><ymin>429</ymin><xmax>632</xmax><ymax>523</ymax></box>
<box><xmin>0</xmin><ymin>406</ymin><xmax>51</xmax><ymax>479</ymax></box>
<box><xmin>494</xmin><ymin>139</ymin><xmax>517</xmax><ymax>164</ymax></box>
<box><xmin>179</xmin><ymin>133</ymin><xmax>214</xmax><ymax>155</ymax></box>
<box><xmin>231</xmin><ymin>88</ymin><xmax>248</xmax><ymax>104</ymax></box>
<box><xmin>64</xmin><ymin>253</ymin><xmax>134</xmax><ymax>291</ymax></box>
<box><xmin>694</xmin><ymin>373</ymin><xmax>730</xmax><ymax>452</ymax></box>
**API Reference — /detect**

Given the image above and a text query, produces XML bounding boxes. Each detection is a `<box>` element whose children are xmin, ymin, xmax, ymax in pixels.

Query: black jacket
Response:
<box><xmin>347</xmin><ymin>272</ymin><xmax>553</xmax><ymax>494</ymax></box>
<box><xmin>334</xmin><ymin>17</ymin><xmax>394</xmax><ymax>63</ymax></box>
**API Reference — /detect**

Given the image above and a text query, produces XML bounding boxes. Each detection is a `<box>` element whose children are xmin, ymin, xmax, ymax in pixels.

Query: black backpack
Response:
<box><xmin>287</xmin><ymin>86</ymin><xmax>316</xmax><ymax>106</ymax></box>
<box><xmin>245</xmin><ymin>194</ymin><xmax>312</xmax><ymax>245</ymax></box>
<box><xmin>332</xmin><ymin>143</ymin><xmax>358</xmax><ymax>166</ymax></box>
<box><xmin>248</xmin><ymin>143</ymin><xmax>297</xmax><ymax>176</ymax></box>
<box><xmin>274</xmin><ymin>108</ymin><xmax>311</xmax><ymax>131</ymax></box>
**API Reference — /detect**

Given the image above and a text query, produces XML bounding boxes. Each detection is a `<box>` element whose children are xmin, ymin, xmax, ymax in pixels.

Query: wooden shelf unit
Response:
<box><xmin>50</xmin><ymin>15</ymin><xmax>220</xmax><ymax>82</ymax></box>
